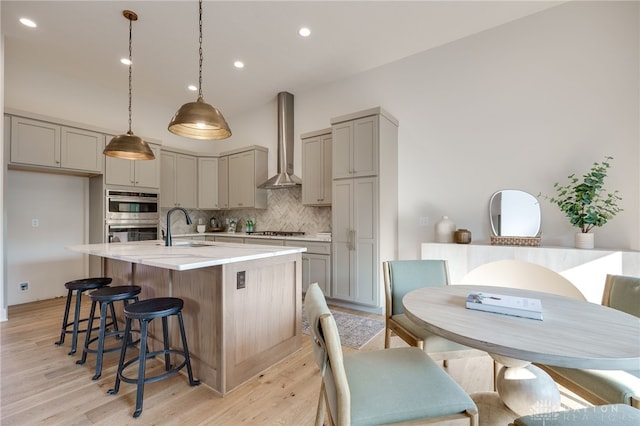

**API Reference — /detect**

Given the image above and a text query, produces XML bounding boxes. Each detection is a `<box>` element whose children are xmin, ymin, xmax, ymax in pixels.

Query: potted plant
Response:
<box><xmin>539</xmin><ymin>156</ymin><xmax>622</xmax><ymax>249</ymax></box>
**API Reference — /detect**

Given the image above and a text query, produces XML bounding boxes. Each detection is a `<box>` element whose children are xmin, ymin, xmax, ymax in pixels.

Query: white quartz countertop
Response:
<box><xmin>67</xmin><ymin>240</ymin><xmax>306</xmax><ymax>271</ymax></box>
<box><xmin>176</xmin><ymin>232</ymin><xmax>332</xmax><ymax>242</ymax></box>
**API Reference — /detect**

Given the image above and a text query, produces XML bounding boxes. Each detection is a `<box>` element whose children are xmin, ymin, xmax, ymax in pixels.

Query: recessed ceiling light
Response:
<box><xmin>19</xmin><ymin>18</ymin><xmax>37</xmax><ymax>28</ymax></box>
<box><xmin>188</xmin><ymin>85</ymin><xmax>198</xmax><ymax>92</ymax></box>
<box><xmin>298</xmin><ymin>27</ymin><xmax>311</xmax><ymax>37</ymax></box>
<box><xmin>233</xmin><ymin>61</ymin><xmax>244</xmax><ymax>69</ymax></box>
<box><xmin>120</xmin><ymin>58</ymin><xmax>132</xmax><ymax>65</ymax></box>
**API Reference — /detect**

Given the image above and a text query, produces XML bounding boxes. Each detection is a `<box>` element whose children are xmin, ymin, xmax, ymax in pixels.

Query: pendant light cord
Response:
<box><xmin>198</xmin><ymin>0</ymin><xmax>203</xmax><ymax>99</ymax></box>
<box><xmin>127</xmin><ymin>15</ymin><xmax>133</xmax><ymax>135</ymax></box>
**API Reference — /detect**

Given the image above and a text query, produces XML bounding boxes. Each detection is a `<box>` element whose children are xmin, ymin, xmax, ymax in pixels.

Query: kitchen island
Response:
<box><xmin>68</xmin><ymin>240</ymin><xmax>305</xmax><ymax>396</ymax></box>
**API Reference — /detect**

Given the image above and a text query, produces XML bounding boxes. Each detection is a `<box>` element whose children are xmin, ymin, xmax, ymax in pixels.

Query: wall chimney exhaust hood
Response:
<box><xmin>259</xmin><ymin>92</ymin><xmax>301</xmax><ymax>189</ymax></box>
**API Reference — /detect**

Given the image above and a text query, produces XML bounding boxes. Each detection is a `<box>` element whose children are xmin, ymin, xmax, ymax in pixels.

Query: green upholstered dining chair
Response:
<box><xmin>537</xmin><ymin>274</ymin><xmax>640</xmax><ymax>408</ymax></box>
<box><xmin>383</xmin><ymin>260</ymin><xmax>486</xmax><ymax>363</ymax></box>
<box><xmin>304</xmin><ymin>282</ymin><xmax>479</xmax><ymax>426</ymax></box>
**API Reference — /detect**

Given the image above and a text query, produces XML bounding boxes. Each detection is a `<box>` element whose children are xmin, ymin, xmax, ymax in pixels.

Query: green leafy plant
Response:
<box><xmin>539</xmin><ymin>156</ymin><xmax>623</xmax><ymax>233</ymax></box>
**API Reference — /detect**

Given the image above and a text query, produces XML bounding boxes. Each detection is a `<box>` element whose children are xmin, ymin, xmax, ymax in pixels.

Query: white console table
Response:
<box><xmin>421</xmin><ymin>243</ymin><xmax>640</xmax><ymax>303</ymax></box>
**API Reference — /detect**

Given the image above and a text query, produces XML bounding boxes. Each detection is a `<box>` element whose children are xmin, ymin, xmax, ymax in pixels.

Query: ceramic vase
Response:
<box><xmin>575</xmin><ymin>232</ymin><xmax>594</xmax><ymax>249</ymax></box>
<box><xmin>435</xmin><ymin>216</ymin><xmax>456</xmax><ymax>243</ymax></box>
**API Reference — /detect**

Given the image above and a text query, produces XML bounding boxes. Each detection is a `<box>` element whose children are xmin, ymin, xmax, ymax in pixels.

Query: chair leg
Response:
<box><xmin>92</xmin><ymin>301</ymin><xmax>110</xmax><ymax>380</ymax></box>
<box><xmin>133</xmin><ymin>319</ymin><xmax>149</xmax><ymax>418</ymax></box>
<box><xmin>55</xmin><ymin>289</ymin><xmax>73</xmax><ymax>346</ymax></box>
<box><xmin>177</xmin><ymin>312</ymin><xmax>200</xmax><ymax>386</ymax></box>
<box><xmin>108</xmin><ymin>317</ymin><xmax>132</xmax><ymax>396</ymax></box>
<box><xmin>76</xmin><ymin>300</ymin><xmax>98</xmax><ymax>366</ymax></box>
<box><xmin>69</xmin><ymin>290</ymin><xmax>83</xmax><ymax>355</ymax></box>
<box><xmin>315</xmin><ymin>381</ymin><xmax>326</xmax><ymax>426</ymax></box>
<box><xmin>162</xmin><ymin>316</ymin><xmax>171</xmax><ymax>370</ymax></box>
<box><xmin>384</xmin><ymin>327</ymin><xmax>391</xmax><ymax>348</ymax></box>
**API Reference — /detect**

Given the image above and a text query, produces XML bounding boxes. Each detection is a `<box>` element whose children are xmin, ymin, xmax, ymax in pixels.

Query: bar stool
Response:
<box><xmin>108</xmin><ymin>297</ymin><xmax>200</xmax><ymax>418</ymax></box>
<box><xmin>55</xmin><ymin>277</ymin><xmax>113</xmax><ymax>355</ymax></box>
<box><xmin>76</xmin><ymin>285</ymin><xmax>142</xmax><ymax>380</ymax></box>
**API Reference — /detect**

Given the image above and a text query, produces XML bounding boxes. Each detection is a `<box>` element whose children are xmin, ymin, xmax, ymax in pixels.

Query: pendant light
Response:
<box><xmin>168</xmin><ymin>0</ymin><xmax>231</xmax><ymax>140</ymax></box>
<box><xmin>104</xmin><ymin>10</ymin><xmax>155</xmax><ymax>160</ymax></box>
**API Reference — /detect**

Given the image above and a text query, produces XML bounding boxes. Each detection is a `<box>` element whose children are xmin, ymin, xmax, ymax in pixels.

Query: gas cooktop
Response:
<box><xmin>247</xmin><ymin>231</ymin><xmax>305</xmax><ymax>237</ymax></box>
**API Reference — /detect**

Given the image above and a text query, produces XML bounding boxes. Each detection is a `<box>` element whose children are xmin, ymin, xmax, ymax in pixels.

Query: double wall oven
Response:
<box><xmin>106</xmin><ymin>190</ymin><xmax>159</xmax><ymax>242</ymax></box>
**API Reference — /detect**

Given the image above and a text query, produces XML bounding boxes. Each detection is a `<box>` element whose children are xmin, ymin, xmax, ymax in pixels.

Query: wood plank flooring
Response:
<box><xmin>1</xmin><ymin>296</ymin><xmax>590</xmax><ymax>425</ymax></box>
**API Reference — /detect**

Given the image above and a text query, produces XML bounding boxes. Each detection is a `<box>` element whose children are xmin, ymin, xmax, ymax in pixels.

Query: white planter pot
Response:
<box><xmin>575</xmin><ymin>232</ymin><xmax>594</xmax><ymax>249</ymax></box>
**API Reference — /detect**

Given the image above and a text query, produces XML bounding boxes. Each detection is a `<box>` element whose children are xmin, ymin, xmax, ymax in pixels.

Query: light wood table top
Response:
<box><xmin>403</xmin><ymin>285</ymin><xmax>640</xmax><ymax>370</ymax></box>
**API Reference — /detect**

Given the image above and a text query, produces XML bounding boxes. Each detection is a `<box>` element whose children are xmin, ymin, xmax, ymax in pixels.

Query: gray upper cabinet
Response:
<box><xmin>105</xmin><ymin>143</ymin><xmax>160</xmax><ymax>188</ymax></box>
<box><xmin>161</xmin><ymin>150</ymin><xmax>197</xmax><ymax>208</ymax></box>
<box><xmin>198</xmin><ymin>156</ymin><xmax>219</xmax><ymax>209</ymax></box>
<box><xmin>332</xmin><ymin>114</ymin><xmax>378</xmax><ymax>179</ymax></box>
<box><xmin>10</xmin><ymin>116</ymin><xmax>104</xmax><ymax>174</ymax></box>
<box><xmin>218</xmin><ymin>155</ymin><xmax>229</xmax><ymax>209</ymax></box>
<box><xmin>224</xmin><ymin>146</ymin><xmax>268</xmax><ymax>209</ymax></box>
<box><xmin>301</xmin><ymin>128</ymin><xmax>332</xmax><ymax>206</ymax></box>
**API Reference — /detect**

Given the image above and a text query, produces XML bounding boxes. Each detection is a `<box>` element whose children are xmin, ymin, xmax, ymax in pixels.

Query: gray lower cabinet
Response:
<box><xmin>285</xmin><ymin>240</ymin><xmax>331</xmax><ymax>296</ymax></box>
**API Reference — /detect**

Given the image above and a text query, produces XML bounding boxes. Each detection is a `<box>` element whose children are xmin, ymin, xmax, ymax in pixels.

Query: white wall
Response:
<box><xmin>3</xmin><ymin>1</ymin><xmax>639</xmax><ymax>291</ymax></box>
<box><xmin>293</xmin><ymin>1</ymin><xmax>639</xmax><ymax>257</ymax></box>
<box><xmin>6</xmin><ymin>171</ymin><xmax>88</xmax><ymax>304</ymax></box>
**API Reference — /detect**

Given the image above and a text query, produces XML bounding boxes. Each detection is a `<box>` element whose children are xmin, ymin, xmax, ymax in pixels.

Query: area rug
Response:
<box><xmin>301</xmin><ymin>307</ymin><xmax>384</xmax><ymax>350</ymax></box>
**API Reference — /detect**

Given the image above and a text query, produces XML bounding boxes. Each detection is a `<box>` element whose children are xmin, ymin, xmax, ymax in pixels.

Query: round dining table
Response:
<box><xmin>403</xmin><ymin>285</ymin><xmax>640</xmax><ymax>423</ymax></box>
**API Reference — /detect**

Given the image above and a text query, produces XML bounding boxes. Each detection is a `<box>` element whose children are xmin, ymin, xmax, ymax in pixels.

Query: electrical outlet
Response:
<box><xmin>31</xmin><ymin>219</ymin><xmax>39</xmax><ymax>228</ymax></box>
<box><xmin>236</xmin><ymin>271</ymin><xmax>246</xmax><ymax>289</ymax></box>
<box><xmin>19</xmin><ymin>282</ymin><xmax>29</xmax><ymax>292</ymax></box>
<box><xmin>418</xmin><ymin>216</ymin><xmax>429</xmax><ymax>226</ymax></box>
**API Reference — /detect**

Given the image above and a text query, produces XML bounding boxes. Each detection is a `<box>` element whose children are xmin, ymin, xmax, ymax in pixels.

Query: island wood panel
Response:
<box><xmin>171</xmin><ymin>266</ymin><xmax>223</xmax><ymax>392</ymax></box>
<box><xmin>103</xmin><ymin>253</ymin><xmax>302</xmax><ymax>395</ymax></box>
<box><xmin>222</xmin><ymin>253</ymin><xmax>302</xmax><ymax>392</ymax></box>
<box><xmin>104</xmin><ymin>260</ymin><xmax>170</xmax><ymax>353</ymax></box>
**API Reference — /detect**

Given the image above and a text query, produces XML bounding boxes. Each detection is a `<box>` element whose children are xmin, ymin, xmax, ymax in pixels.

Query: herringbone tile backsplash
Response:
<box><xmin>163</xmin><ymin>186</ymin><xmax>331</xmax><ymax>236</ymax></box>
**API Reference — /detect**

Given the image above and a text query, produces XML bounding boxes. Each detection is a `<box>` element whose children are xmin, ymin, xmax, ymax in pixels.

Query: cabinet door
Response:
<box><xmin>353</xmin><ymin>177</ymin><xmax>378</xmax><ymax>305</ymax></box>
<box><xmin>302</xmin><ymin>133</ymin><xmax>332</xmax><ymax>206</ymax></box>
<box><xmin>332</xmin><ymin>179</ymin><xmax>355</xmax><ymax>300</ymax></box>
<box><xmin>133</xmin><ymin>144</ymin><xmax>160</xmax><ymax>188</ymax></box>
<box><xmin>228</xmin><ymin>151</ymin><xmax>254</xmax><ymax>208</ymax></box>
<box><xmin>175</xmin><ymin>154</ymin><xmax>197</xmax><ymax>208</ymax></box>
<box><xmin>105</xmin><ymin>153</ymin><xmax>134</xmax><ymax>186</ymax></box>
<box><xmin>303</xmin><ymin>253</ymin><xmax>331</xmax><ymax>296</ymax></box>
<box><xmin>352</xmin><ymin>115</ymin><xmax>378</xmax><ymax>178</ymax></box>
<box><xmin>331</xmin><ymin>177</ymin><xmax>378</xmax><ymax>306</ymax></box>
<box><xmin>218</xmin><ymin>155</ymin><xmax>229</xmax><ymax>209</ymax></box>
<box><xmin>10</xmin><ymin>116</ymin><xmax>60</xmax><ymax>167</ymax></box>
<box><xmin>198</xmin><ymin>157</ymin><xmax>219</xmax><ymax>209</ymax></box>
<box><xmin>61</xmin><ymin>127</ymin><xmax>104</xmax><ymax>173</ymax></box>
<box><xmin>160</xmin><ymin>152</ymin><xmax>177</xmax><ymax>207</ymax></box>
<box><xmin>332</xmin><ymin>122</ymin><xmax>352</xmax><ymax>179</ymax></box>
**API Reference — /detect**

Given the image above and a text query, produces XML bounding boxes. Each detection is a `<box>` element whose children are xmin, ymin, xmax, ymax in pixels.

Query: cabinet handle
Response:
<box><xmin>349</xmin><ymin>229</ymin><xmax>356</xmax><ymax>251</ymax></box>
<box><xmin>317</xmin><ymin>198</ymin><xmax>324</xmax><ymax>202</ymax></box>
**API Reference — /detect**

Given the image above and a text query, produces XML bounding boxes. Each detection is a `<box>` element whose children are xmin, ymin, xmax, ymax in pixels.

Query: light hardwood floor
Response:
<box><xmin>1</xmin><ymin>297</ymin><xmax>589</xmax><ymax>425</ymax></box>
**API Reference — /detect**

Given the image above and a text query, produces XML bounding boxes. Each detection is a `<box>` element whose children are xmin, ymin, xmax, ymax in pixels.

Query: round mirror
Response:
<box><xmin>489</xmin><ymin>190</ymin><xmax>541</xmax><ymax>237</ymax></box>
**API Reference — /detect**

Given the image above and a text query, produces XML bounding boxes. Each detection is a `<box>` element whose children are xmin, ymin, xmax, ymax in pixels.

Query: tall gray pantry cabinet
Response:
<box><xmin>330</xmin><ymin>108</ymin><xmax>398</xmax><ymax>309</ymax></box>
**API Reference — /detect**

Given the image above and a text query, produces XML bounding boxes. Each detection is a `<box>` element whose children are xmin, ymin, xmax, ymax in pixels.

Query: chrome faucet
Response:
<box><xmin>165</xmin><ymin>207</ymin><xmax>192</xmax><ymax>246</ymax></box>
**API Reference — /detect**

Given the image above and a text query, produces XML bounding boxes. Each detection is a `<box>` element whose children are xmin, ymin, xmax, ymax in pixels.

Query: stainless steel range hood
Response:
<box><xmin>259</xmin><ymin>92</ymin><xmax>301</xmax><ymax>189</ymax></box>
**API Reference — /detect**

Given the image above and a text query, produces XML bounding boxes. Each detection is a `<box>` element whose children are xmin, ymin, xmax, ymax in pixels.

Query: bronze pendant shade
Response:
<box><xmin>104</xmin><ymin>10</ymin><xmax>155</xmax><ymax>160</ymax></box>
<box><xmin>168</xmin><ymin>0</ymin><xmax>231</xmax><ymax>140</ymax></box>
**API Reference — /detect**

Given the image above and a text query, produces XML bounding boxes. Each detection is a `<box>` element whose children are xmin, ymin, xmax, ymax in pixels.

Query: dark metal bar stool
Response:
<box><xmin>55</xmin><ymin>277</ymin><xmax>113</xmax><ymax>355</ymax></box>
<box><xmin>76</xmin><ymin>285</ymin><xmax>142</xmax><ymax>380</ymax></box>
<box><xmin>108</xmin><ymin>297</ymin><xmax>200</xmax><ymax>418</ymax></box>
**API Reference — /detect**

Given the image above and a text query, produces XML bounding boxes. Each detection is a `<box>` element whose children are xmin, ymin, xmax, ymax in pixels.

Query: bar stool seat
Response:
<box><xmin>108</xmin><ymin>297</ymin><xmax>200</xmax><ymax>418</ymax></box>
<box><xmin>76</xmin><ymin>285</ymin><xmax>142</xmax><ymax>380</ymax></box>
<box><xmin>55</xmin><ymin>277</ymin><xmax>113</xmax><ymax>355</ymax></box>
